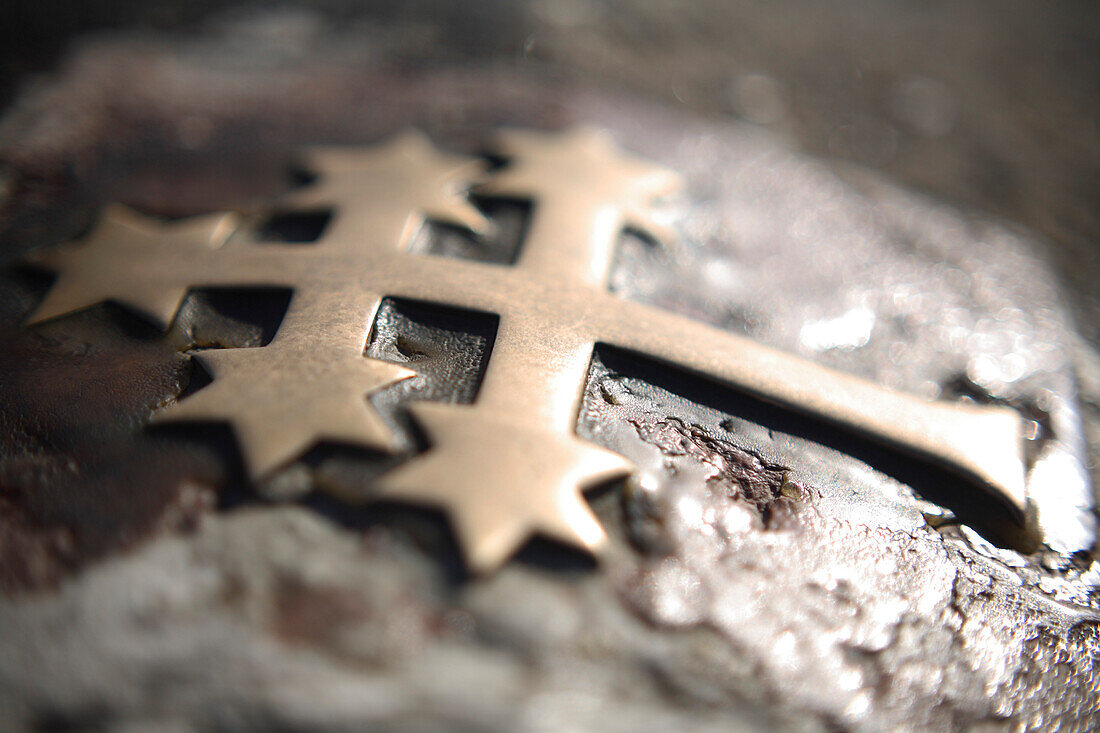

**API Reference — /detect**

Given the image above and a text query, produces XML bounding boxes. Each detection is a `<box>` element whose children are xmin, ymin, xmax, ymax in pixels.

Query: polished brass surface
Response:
<box><xmin>25</xmin><ymin>127</ymin><xmax>1028</xmax><ymax>571</ymax></box>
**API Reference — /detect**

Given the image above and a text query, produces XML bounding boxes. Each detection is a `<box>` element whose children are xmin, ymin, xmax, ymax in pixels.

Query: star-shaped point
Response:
<box><xmin>155</xmin><ymin>344</ymin><xmax>415</xmax><ymax>477</ymax></box>
<box><xmin>288</xmin><ymin>130</ymin><xmax>491</xmax><ymax>239</ymax></box>
<box><xmin>24</xmin><ymin>205</ymin><xmax>238</xmax><ymax>329</ymax></box>
<box><xmin>374</xmin><ymin>403</ymin><xmax>634</xmax><ymax>573</ymax></box>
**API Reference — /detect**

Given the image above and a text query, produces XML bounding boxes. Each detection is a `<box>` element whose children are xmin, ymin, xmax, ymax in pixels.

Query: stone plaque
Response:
<box><xmin>0</xmin><ymin>9</ymin><xmax>1097</xmax><ymax>731</ymax></box>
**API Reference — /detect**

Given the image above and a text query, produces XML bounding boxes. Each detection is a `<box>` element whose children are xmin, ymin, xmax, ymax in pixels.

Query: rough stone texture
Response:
<box><xmin>1</xmin><ymin>5</ymin><xmax>1099</xmax><ymax>732</ymax></box>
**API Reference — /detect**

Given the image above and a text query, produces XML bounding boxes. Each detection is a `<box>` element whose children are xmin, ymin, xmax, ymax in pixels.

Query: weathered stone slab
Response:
<box><xmin>0</xmin><ymin>14</ymin><xmax>1097</xmax><ymax>731</ymax></box>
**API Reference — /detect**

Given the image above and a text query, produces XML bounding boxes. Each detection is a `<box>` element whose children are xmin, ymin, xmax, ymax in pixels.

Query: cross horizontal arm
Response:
<box><xmin>597</xmin><ymin>296</ymin><xmax>1028</xmax><ymax>516</ymax></box>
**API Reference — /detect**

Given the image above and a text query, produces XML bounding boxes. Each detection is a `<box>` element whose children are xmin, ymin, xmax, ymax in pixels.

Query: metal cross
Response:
<box><xmin>25</xmin><ymin>127</ymin><xmax>1027</xmax><ymax>571</ymax></box>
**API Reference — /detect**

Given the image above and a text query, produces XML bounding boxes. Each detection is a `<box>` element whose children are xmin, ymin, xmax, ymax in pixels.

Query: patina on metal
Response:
<box><xmin>24</xmin><ymin>127</ymin><xmax>1030</xmax><ymax>571</ymax></box>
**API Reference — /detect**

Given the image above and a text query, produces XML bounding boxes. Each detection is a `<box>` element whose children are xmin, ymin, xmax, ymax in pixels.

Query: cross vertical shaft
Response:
<box><xmin>468</xmin><ymin>127</ymin><xmax>680</xmax><ymax>432</ymax></box>
<box><xmin>514</xmin><ymin>198</ymin><xmax>625</xmax><ymax>287</ymax></box>
<box><xmin>471</xmin><ymin>195</ymin><xmax>626</xmax><ymax>431</ymax></box>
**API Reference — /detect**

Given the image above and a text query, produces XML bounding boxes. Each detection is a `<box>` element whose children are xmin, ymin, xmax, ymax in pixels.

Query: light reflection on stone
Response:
<box><xmin>798</xmin><ymin>306</ymin><xmax>876</xmax><ymax>352</ymax></box>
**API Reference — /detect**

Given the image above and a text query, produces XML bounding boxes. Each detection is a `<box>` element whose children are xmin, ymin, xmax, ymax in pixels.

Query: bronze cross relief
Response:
<box><xmin>25</xmin><ymin>127</ymin><xmax>1028</xmax><ymax>572</ymax></box>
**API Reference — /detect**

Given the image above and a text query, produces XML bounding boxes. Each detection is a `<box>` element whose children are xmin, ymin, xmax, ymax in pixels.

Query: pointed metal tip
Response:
<box><xmin>395</xmin><ymin>364</ymin><xmax>419</xmax><ymax>383</ymax></box>
<box><xmin>627</xmin><ymin>213</ymin><xmax>683</xmax><ymax>257</ymax></box>
<box><xmin>390</xmin><ymin>128</ymin><xmax>432</xmax><ymax>150</ymax></box>
<box><xmin>424</xmin><ymin>199</ymin><xmax>495</xmax><ymax>239</ymax></box>
<box><xmin>459</xmin><ymin>208</ymin><xmax>496</xmax><ymax>238</ymax></box>
<box><xmin>23</xmin><ymin>305</ymin><xmax>60</xmax><ymax>328</ymax></box>
<box><xmin>464</xmin><ymin>539</ymin><xmax>515</xmax><ymax>576</ymax></box>
<box><xmin>98</xmin><ymin>203</ymin><xmax>154</xmax><ymax>233</ymax></box>
<box><xmin>22</xmin><ymin>287</ymin><xmax>90</xmax><ymax>327</ymax></box>
<box><xmin>472</xmin><ymin>217</ymin><xmax>498</xmax><ymax>239</ymax></box>
<box><xmin>148</xmin><ymin>395</ymin><xmax>198</xmax><ymax>425</ymax></box>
